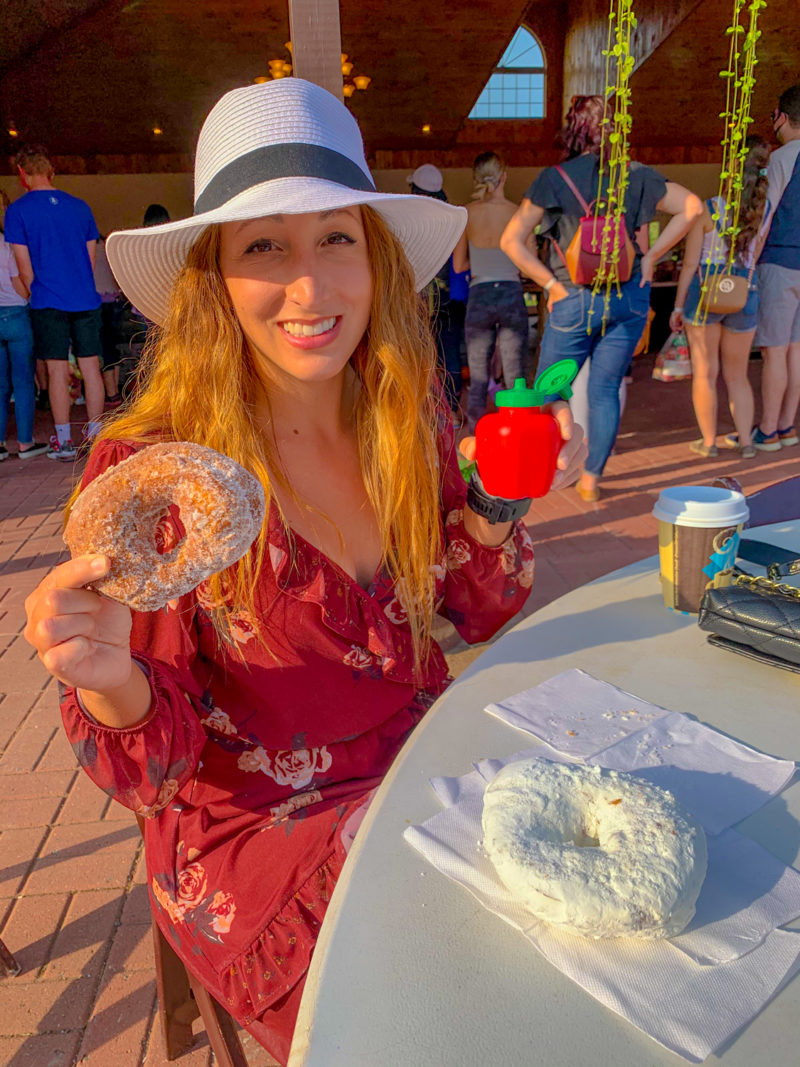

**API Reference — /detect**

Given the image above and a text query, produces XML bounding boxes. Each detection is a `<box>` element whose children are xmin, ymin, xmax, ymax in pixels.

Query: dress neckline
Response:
<box><xmin>268</xmin><ymin>501</ymin><xmax>383</xmax><ymax>597</ymax></box>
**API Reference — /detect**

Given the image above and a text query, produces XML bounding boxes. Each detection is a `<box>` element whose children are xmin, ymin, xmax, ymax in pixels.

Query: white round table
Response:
<box><xmin>289</xmin><ymin>523</ymin><xmax>800</xmax><ymax>1066</ymax></box>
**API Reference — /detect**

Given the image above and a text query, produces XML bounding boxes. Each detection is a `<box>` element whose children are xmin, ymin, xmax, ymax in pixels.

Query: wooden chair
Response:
<box><xmin>136</xmin><ymin>816</ymin><xmax>248</xmax><ymax>1065</ymax></box>
<box><xmin>0</xmin><ymin>935</ymin><xmax>21</xmax><ymax>977</ymax></box>
<box><xmin>150</xmin><ymin>918</ymin><xmax>248</xmax><ymax>1065</ymax></box>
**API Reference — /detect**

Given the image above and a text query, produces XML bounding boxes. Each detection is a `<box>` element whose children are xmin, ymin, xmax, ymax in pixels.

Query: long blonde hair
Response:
<box><xmin>68</xmin><ymin>206</ymin><xmax>443</xmax><ymax>671</ymax></box>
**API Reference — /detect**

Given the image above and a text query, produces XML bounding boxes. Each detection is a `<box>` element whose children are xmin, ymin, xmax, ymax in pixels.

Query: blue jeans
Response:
<box><xmin>0</xmin><ymin>305</ymin><xmax>35</xmax><ymax>444</ymax></box>
<box><xmin>433</xmin><ymin>300</ymin><xmax>465</xmax><ymax>413</ymax></box>
<box><xmin>538</xmin><ymin>276</ymin><xmax>651</xmax><ymax>475</ymax></box>
<box><xmin>465</xmin><ymin>281</ymin><xmax>528</xmax><ymax>429</ymax></box>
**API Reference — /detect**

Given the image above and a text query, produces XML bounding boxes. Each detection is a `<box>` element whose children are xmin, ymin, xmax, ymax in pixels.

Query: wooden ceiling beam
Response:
<box><xmin>288</xmin><ymin>0</ymin><xmax>343</xmax><ymax>100</ymax></box>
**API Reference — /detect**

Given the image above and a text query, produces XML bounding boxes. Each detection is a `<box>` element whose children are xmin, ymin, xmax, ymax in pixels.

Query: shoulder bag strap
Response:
<box><xmin>698</xmin><ymin>197</ymin><xmax>726</xmax><ymax>283</ymax></box>
<box><xmin>551</xmin><ymin>237</ymin><xmax>569</xmax><ymax>269</ymax></box>
<box><xmin>551</xmin><ymin>164</ymin><xmax>593</xmax><ymax>269</ymax></box>
<box><xmin>736</xmin><ymin>538</ymin><xmax>800</xmax><ymax>580</ymax></box>
<box><xmin>555</xmin><ymin>164</ymin><xmax>593</xmax><ymax>215</ymax></box>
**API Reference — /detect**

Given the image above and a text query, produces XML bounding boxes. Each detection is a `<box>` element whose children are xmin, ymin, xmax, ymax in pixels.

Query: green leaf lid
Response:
<box><xmin>495</xmin><ymin>360</ymin><xmax>580</xmax><ymax>407</ymax></box>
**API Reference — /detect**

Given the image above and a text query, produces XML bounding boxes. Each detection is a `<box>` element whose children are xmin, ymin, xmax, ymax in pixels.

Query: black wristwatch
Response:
<box><xmin>466</xmin><ymin>470</ymin><xmax>531</xmax><ymax>524</ymax></box>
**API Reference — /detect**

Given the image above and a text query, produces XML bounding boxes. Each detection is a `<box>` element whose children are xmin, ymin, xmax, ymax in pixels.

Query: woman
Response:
<box><xmin>0</xmin><ymin>190</ymin><xmax>48</xmax><ymax>460</ymax></box>
<box><xmin>670</xmin><ymin>136</ymin><xmax>770</xmax><ymax>459</ymax></box>
<box><xmin>407</xmin><ymin>164</ymin><xmax>465</xmax><ymax>415</ymax></box>
<box><xmin>93</xmin><ymin>234</ymin><xmax>124</xmax><ymax>407</ymax></box>
<box><xmin>23</xmin><ymin>80</ymin><xmax>584</xmax><ymax>1064</ymax></box>
<box><xmin>452</xmin><ymin>151</ymin><xmax>528</xmax><ymax>431</ymax></box>
<box><xmin>501</xmin><ymin>95</ymin><xmax>703</xmax><ymax>501</ymax></box>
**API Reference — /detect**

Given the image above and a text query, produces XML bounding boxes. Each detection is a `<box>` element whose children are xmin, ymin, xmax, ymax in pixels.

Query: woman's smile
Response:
<box><xmin>278</xmin><ymin>315</ymin><xmax>342</xmax><ymax>348</ymax></box>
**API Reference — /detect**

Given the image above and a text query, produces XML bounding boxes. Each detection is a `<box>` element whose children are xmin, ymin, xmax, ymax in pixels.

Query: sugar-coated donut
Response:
<box><xmin>65</xmin><ymin>442</ymin><xmax>266</xmax><ymax>612</ymax></box>
<box><xmin>482</xmin><ymin>758</ymin><xmax>707</xmax><ymax>940</ymax></box>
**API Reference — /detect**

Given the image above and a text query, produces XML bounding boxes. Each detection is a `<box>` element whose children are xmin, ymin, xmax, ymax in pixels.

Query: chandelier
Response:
<box><xmin>254</xmin><ymin>43</ymin><xmax>371</xmax><ymax>97</ymax></box>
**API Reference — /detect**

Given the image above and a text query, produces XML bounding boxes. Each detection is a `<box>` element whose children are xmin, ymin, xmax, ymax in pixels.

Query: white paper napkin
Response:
<box><xmin>671</xmin><ymin>828</ymin><xmax>800</xmax><ymax>964</ymax></box>
<box><xmin>485</xmin><ymin>668</ymin><xmax>671</xmax><ymax>759</ymax></box>
<box><xmin>485</xmin><ymin>670</ymin><xmax>796</xmax><ymax>834</ymax></box>
<box><xmin>405</xmin><ymin>761</ymin><xmax>800</xmax><ymax>1061</ymax></box>
<box><xmin>589</xmin><ymin>711</ymin><xmax>796</xmax><ymax>835</ymax></box>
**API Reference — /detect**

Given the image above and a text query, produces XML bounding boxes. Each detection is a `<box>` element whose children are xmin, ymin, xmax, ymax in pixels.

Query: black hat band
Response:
<box><xmin>194</xmin><ymin>142</ymin><xmax>376</xmax><ymax>214</ymax></box>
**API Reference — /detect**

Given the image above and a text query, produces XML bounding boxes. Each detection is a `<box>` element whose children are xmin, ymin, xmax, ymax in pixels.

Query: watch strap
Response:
<box><xmin>466</xmin><ymin>471</ymin><xmax>531</xmax><ymax>524</ymax></box>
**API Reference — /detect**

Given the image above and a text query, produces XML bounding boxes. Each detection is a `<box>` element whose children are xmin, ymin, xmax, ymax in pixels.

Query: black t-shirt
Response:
<box><xmin>524</xmin><ymin>155</ymin><xmax>667</xmax><ymax>284</ymax></box>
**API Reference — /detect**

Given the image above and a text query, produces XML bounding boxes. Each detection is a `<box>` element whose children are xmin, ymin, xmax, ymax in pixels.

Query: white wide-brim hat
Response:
<box><xmin>106</xmin><ymin>79</ymin><xmax>466</xmax><ymax>326</ymax></box>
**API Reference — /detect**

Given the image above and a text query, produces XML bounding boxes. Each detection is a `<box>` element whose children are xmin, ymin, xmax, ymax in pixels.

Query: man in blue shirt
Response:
<box><xmin>753</xmin><ymin>86</ymin><xmax>800</xmax><ymax>451</ymax></box>
<box><xmin>5</xmin><ymin>145</ymin><xmax>105</xmax><ymax>460</ymax></box>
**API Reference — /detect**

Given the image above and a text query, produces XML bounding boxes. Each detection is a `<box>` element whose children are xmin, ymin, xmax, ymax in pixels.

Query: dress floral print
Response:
<box><xmin>59</xmin><ymin>415</ymin><xmax>533</xmax><ymax>1063</ymax></box>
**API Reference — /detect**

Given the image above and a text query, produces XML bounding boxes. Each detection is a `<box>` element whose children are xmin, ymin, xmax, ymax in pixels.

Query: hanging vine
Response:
<box><xmin>700</xmin><ymin>0</ymin><xmax>767</xmax><ymax>307</ymax></box>
<box><xmin>589</xmin><ymin>0</ymin><xmax>637</xmax><ymax>330</ymax></box>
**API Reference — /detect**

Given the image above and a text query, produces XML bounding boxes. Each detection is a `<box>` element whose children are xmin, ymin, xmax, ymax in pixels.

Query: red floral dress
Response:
<box><xmin>59</xmin><ymin>417</ymin><xmax>534</xmax><ymax>1063</ymax></box>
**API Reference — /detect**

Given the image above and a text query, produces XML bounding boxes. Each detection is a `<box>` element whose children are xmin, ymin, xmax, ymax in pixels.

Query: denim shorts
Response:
<box><xmin>683</xmin><ymin>269</ymin><xmax>758</xmax><ymax>333</ymax></box>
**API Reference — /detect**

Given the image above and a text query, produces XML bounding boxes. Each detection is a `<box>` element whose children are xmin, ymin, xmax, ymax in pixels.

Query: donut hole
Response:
<box><xmin>575</xmin><ymin>829</ymin><xmax>600</xmax><ymax>848</ymax></box>
<box><xmin>154</xmin><ymin>504</ymin><xmax>187</xmax><ymax>556</ymax></box>
<box><xmin>563</xmin><ymin>803</ymin><xmax>601</xmax><ymax>848</ymax></box>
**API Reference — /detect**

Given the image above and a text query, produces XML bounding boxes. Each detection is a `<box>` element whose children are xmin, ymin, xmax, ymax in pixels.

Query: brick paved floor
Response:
<box><xmin>0</xmin><ymin>357</ymin><xmax>797</xmax><ymax>1065</ymax></box>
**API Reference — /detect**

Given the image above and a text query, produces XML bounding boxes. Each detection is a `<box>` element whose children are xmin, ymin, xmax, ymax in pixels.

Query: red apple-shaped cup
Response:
<box><xmin>475</xmin><ymin>360</ymin><xmax>579</xmax><ymax>499</ymax></box>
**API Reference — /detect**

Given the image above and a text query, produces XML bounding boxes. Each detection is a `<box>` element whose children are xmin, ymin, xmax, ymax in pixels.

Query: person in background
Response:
<box><xmin>453</xmin><ymin>151</ymin><xmax>528</xmax><ymax>432</ymax></box>
<box><xmin>93</xmin><ymin>235</ymin><xmax>124</xmax><ymax>407</ymax></box>
<box><xmin>501</xmin><ymin>95</ymin><xmax>702</xmax><ymax>502</ymax></box>
<box><xmin>406</xmin><ymin>166</ymin><xmax>463</xmax><ymax>416</ymax></box>
<box><xmin>671</xmin><ymin>136</ymin><xmax>770</xmax><ymax>459</ymax></box>
<box><xmin>0</xmin><ymin>190</ymin><xmax>48</xmax><ymax>460</ymax></box>
<box><xmin>142</xmin><ymin>203</ymin><xmax>170</xmax><ymax>228</ymax></box>
<box><xmin>115</xmin><ymin>205</ymin><xmax>173</xmax><ymax>402</ymax></box>
<box><xmin>751</xmin><ymin>85</ymin><xmax>800</xmax><ymax>451</ymax></box>
<box><xmin>4</xmin><ymin>144</ymin><xmax>105</xmax><ymax>461</ymax></box>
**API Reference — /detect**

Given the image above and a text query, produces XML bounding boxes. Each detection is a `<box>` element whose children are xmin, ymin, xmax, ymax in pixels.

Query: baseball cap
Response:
<box><xmin>406</xmin><ymin>164</ymin><xmax>444</xmax><ymax>193</ymax></box>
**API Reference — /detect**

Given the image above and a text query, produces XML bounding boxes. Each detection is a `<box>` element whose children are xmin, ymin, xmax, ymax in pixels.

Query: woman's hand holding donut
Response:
<box><xmin>25</xmin><ymin>555</ymin><xmax>132</xmax><ymax>691</ymax></box>
<box><xmin>24</xmin><ymin>555</ymin><xmax>151</xmax><ymax>728</ymax></box>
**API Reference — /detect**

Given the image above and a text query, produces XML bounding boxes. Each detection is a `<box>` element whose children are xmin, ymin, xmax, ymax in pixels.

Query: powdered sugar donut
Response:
<box><xmin>482</xmin><ymin>758</ymin><xmax>707</xmax><ymax>939</ymax></box>
<box><xmin>64</xmin><ymin>442</ymin><xmax>265</xmax><ymax>612</ymax></box>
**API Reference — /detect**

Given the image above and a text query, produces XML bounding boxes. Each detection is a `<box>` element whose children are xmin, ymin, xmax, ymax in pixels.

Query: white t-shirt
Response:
<box><xmin>0</xmin><ymin>238</ymin><xmax>28</xmax><ymax>307</ymax></box>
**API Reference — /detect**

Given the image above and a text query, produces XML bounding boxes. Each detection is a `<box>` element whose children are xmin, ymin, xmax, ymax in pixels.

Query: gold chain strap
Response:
<box><xmin>733</xmin><ymin>572</ymin><xmax>800</xmax><ymax>601</ymax></box>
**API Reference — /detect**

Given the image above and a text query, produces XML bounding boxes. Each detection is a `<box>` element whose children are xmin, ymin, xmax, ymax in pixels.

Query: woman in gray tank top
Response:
<box><xmin>453</xmin><ymin>152</ymin><xmax>528</xmax><ymax>431</ymax></box>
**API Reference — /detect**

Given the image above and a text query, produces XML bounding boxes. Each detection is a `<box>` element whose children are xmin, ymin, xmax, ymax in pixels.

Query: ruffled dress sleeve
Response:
<box><xmin>436</xmin><ymin>416</ymin><xmax>534</xmax><ymax>644</ymax></box>
<box><xmin>59</xmin><ymin>439</ymin><xmax>208</xmax><ymax>818</ymax></box>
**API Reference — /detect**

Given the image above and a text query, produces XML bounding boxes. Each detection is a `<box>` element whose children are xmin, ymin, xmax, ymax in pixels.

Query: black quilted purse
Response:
<box><xmin>697</xmin><ymin>542</ymin><xmax>800</xmax><ymax>674</ymax></box>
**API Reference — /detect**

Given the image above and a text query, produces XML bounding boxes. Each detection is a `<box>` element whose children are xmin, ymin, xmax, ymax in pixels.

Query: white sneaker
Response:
<box><xmin>47</xmin><ymin>435</ymin><xmax>77</xmax><ymax>461</ymax></box>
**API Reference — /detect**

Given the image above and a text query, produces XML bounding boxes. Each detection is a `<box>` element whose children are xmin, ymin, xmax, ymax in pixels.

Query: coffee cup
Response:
<box><xmin>652</xmin><ymin>486</ymin><xmax>749</xmax><ymax>612</ymax></box>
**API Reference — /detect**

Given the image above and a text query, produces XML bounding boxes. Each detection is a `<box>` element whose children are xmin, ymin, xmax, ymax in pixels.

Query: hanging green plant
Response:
<box><xmin>588</xmin><ymin>0</ymin><xmax>637</xmax><ymax>331</ymax></box>
<box><xmin>699</xmin><ymin>0</ymin><xmax>767</xmax><ymax>313</ymax></box>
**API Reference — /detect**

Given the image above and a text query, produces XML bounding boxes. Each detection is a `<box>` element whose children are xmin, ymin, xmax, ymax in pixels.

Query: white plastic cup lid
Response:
<box><xmin>652</xmin><ymin>485</ymin><xmax>749</xmax><ymax>528</ymax></box>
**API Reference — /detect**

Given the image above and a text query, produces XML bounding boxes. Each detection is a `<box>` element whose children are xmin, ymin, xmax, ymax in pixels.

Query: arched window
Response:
<box><xmin>468</xmin><ymin>26</ymin><xmax>545</xmax><ymax>120</ymax></box>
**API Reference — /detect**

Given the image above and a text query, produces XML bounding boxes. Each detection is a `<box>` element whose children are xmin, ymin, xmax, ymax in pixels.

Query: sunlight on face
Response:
<box><xmin>218</xmin><ymin>208</ymin><xmax>372</xmax><ymax>389</ymax></box>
